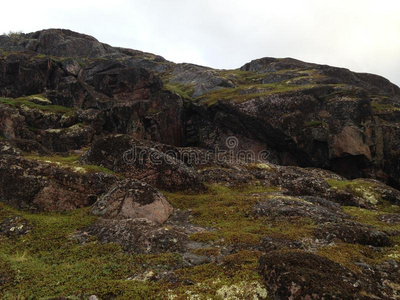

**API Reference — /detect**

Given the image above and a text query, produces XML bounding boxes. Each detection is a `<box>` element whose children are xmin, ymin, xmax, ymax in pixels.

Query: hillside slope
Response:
<box><xmin>0</xmin><ymin>29</ymin><xmax>400</xmax><ymax>299</ymax></box>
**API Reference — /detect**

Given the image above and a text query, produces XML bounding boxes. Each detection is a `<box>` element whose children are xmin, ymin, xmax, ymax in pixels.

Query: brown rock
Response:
<box><xmin>91</xmin><ymin>179</ymin><xmax>173</xmax><ymax>224</ymax></box>
<box><xmin>332</xmin><ymin>126</ymin><xmax>371</xmax><ymax>160</ymax></box>
<box><xmin>33</xmin><ymin>182</ymin><xmax>93</xmax><ymax>212</ymax></box>
<box><xmin>80</xmin><ymin>135</ymin><xmax>206</xmax><ymax>192</ymax></box>
<box><xmin>259</xmin><ymin>251</ymin><xmax>383</xmax><ymax>300</ymax></box>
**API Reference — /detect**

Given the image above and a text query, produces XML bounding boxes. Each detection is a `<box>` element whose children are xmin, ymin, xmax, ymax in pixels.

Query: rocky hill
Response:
<box><xmin>0</xmin><ymin>29</ymin><xmax>399</xmax><ymax>299</ymax></box>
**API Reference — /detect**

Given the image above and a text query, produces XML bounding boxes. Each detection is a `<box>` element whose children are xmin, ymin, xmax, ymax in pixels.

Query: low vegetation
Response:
<box><xmin>164</xmin><ymin>82</ymin><xmax>195</xmax><ymax>100</ymax></box>
<box><xmin>199</xmin><ymin>82</ymin><xmax>316</xmax><ymax>106</ymax></box>
<box><xmin>165</xmin><ymin>184</ymin><xmax>282</xmax><ymax>246</ymax></box>
<box><xmin>371</xmin><ymin>101</ymin><xmax>400</xmax><ymax>114</ymax></box>
<box><xmin>0</xmin><ymin>95</ymin><xmax>76</xmax><ymax>116</ymax></box>
<box><xmin>1</xmin><ymin>178</ymin><xmax>399</xmax><ymax>298</ymax></box>
<box><xmin>304</xmin><ymin>120</ymin><xmax>328</xmax><ymax>128</ymax></box>
<box><xmin>24</xmin><ymin>154</ymin><xmax>120</xmax><ymax>176</ymax></box>
<box><xmin>3</xmin><ymin>31</ymin><xmax>24</xmax><ymax>41</ymax></box>
<box><xmin>326</xmin><ymin>179</ymin><xmax>382</xmax><ymax>205</ymax></box>
<box><xmin>0</xmin><ymin>204</ymin><xmax>164</xmax><ymax>299</ymax></box>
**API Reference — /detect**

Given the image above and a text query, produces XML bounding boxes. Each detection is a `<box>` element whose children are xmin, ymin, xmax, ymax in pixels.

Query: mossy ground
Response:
<box><xmin>24</xmin><ymin>154</ymin><xmax>120</xmax><ymax>176</ymax></box>
<box><xmin>0</xmin><ymin>204</ymin><xmax>167</xmax><ymax>299</ymax></box>
<box><xmin>326</xmin><ymin>179</ymin><xmax>382</xmax><ymax>204</ymax></box>
<box><xmin>164</xmin><ymin>83</ymin><xmax>195</xmax><ymax>100</ymax></box>
<box><xmin>198</xmin><ymin>82</ymin><xmax>316</xmax><ymax>106</ymax></box>
<box><xmin>1</xmin><ymin>181</ymin><xmax>399</xmax><ymax>299</ymax></box>
<box><xmin>0</xmin><ymin>95</ymin><xmax>76</xmax><ymax>116</ymax></box>
<box><xmin>371</xmin><ymin>101</ymin><xmax>400</xmax><ymax>114</ymax></box>
<box><xmin>165</xmin><ymin>184</ymin><xmax>284</xmax><ymax>246</ymax></box>
<box><xmin>318</xmin><ymin>203</ymin><xmax>400</xmax><ymax>272</ymax></box>
<box><xmin>0</xmin><ymin>184</ymin><xmax>275</xmax><ymax>299</ymax></box>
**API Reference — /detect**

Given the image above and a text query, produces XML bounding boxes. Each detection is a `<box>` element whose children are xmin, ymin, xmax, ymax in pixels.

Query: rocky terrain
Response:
<box><xmin>0</xmin><ymin>29</ymin><xmax>400</xmax><ymax>299</ymax></box>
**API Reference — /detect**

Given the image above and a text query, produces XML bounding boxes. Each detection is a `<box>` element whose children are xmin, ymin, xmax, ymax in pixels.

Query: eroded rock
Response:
<box><xmin>259</xmin><ymin>251</ymin><xmax>382</xmax><ymax>300</ymax></box>
<box><xmin>91</xmin><ymin>179</ymin><xmax>173</xmax><ymax>224</ymax></box>
<box><xmin>80</xmin><ymin>135</ymin><xmax>206</xmax><ymax>192</ymax></box>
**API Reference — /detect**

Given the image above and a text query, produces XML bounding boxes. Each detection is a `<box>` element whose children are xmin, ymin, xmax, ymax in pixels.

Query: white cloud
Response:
<box><xmin>1</xmin><ymin>0</ymin><xmax>399</xmax><ymax>86</ymax></box>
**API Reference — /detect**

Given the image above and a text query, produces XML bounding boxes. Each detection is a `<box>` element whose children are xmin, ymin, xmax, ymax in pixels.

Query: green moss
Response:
<box><xmin>200</xmin><ymin>82</ymin><xmax>316</xmax><ymax>106</ymax></box>
<box><xmin>164</xmin><ymin>82</ymin><xmax>195</xmax><ymax>100</ymax></box>
<box><xmin>168</xmin><ymin>250</ymin><xmax>266</xmax><ymax>299</ymax></box>
<box><xmin>261</xmin><ymin>216</ymin><xmax>316</xmax><ymax>240</ymax></box>
<box><xmin>317</xmin><ymin>204</ymin><xmax>400</xmax><ymax>272</ymax></box>
<box><xmin>371</xmin><ymin>101</ymin><xmax>400</xmax><ymax>114</ymax></box>
<box><xmin>4</xmin><ymin>31</ymin><xmax>25</xmax><ymax>42</ymax></box>
<box><xmin>326</xmin><ymin>179</ymin><xmax>382</xmax><ymax>205</ymax></box>
<box><xmin>342</xmin><ymin>205</ymin><xmax>400</xmax><ymax>232</ymax></box>
<box><xmin>0</xmin><ymin>204</ymin><xmax>170</xmax><ymax>299</ymax></box>
<box><xmin>217</xmin><ymin>69</ymin><xmax>265</xmax><ymax>86</ymax></box>
<box><xmin>318</xmin><ymin>243</ymin><xmax>385</xmax><ymax>272</ymax></box>
<box><xmin>323</xmin><ymin>86</ymin><xmax>363</xmax><ymax>100</ymax></box>
<box><xmin>24</xmin><ymin>155</ymin><xmax>121</xmax><ymax>177</ymax></box>
<box><xmin>0</xmin><ymin>200</ymin><xmax>270</xmax><ymax>299</ymax></box>
<box><xmin>165</xmin><ymin>184</ymin><xmax>282</xmax><ymax>247</ymax></box>
<box><xmin>189</xmin><ymin>231</ymin><xmax>220</xmax><ymax>243</ymax></box>
<box><xmin>0</xmin><ymin>96</ymin><xmax>76</xmax><ymax>116</ymax></box>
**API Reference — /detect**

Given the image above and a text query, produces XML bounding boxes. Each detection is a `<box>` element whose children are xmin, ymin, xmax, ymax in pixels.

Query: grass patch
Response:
<box><xmin>262</xmin><ymin>216</ymin><xmax>316</xmax><ymax>240</ymax></box>
<box><xmin>0</xmin><ymin>96</ymin><xmax>76</xmax><ymax>116</ymax></box>
<box><xmin>318</xmin><ymin>243</ymin><xmax>386</xmax><ymax>273</ymax></box>
<box><xmin>200</xmin><ymin>83</ymin><xmax>316</xmax><ymax>106</ymax></box>
<box><xmin>164</xmin><ymin>82</ymin><xmax>195</xmax><ymax>100</ymax></box>
<box><xmin>217</xmin><ymin>69</ymin><xmax>265</xmax><ymax>86</ymax></box>
<box><xmin>326</xmin><ymin>179</ymin><xmax>382</xmax><ymax>205</ymax></box>
<box><xmin>24</xmin><ymin>155</ymin><xmax>120</xmax><ymax>176</ymax></box>
<box><xmin>371</xmin><ymin>101</ymin><xmax>400</xmax><ymax>114</ymax></box>
<box><xmin>0</xmin><ymin>204</ymin><xmax>168</xmax><ymax>299</ymax></box>
<box><xmin>168</xmin><ymin>250</ymin><xmax>266</xmax><ymax>299</ymax></box>
<box><xmin>0</xmin><ymin>200</ymin><xmax>268</xmax><ymax>299</ymax></box>
<box><xmin>165</xmin><ymin>184</ymin><xmax>285</xmax><ymax>246</ymax></box>
<box><xmin>342</xmin><ymin>205</ymin><xmax>400</xmax><ymax>232</ymax></box>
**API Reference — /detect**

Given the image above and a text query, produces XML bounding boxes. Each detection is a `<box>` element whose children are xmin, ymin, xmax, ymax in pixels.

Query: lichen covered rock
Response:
<box><xmin>91</xmin><ymin>179</ymin><xmax>173</xmax><ymax>224</ymax></box>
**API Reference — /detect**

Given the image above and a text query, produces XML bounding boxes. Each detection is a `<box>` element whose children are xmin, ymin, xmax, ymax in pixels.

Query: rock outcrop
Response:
<box><xmin>1</xmin><ymin>29</ymin><xmax>400</xmax><ymax>299</ymax></box>
<box><xmin>80</xmin><ymin>134</ymin><xmax>206</xmax><ymax>192</ymax></box>
<box><xmin>91</xmin><ymin>179</ymin><xmax>173</xmax><ymax>224</ymax></box>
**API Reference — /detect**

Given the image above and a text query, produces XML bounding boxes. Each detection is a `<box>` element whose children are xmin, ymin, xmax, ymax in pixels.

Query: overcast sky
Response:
<box><xmin>1</xmin><ymin>0</ymin><xmax>400</xmax><ymax>86</ymax></box>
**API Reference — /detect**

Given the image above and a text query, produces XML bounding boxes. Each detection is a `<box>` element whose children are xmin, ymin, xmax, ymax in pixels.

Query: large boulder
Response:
<box><xmin>0</xmin><ymin>155</ymin><xmax>117</xmax><ymax>211</ymax></box>
<box><xmin>91</xmin><ymin>179</ymin><xmax>173</xmax><ymax>224</ymax></box>
<box><xmin>76</xmin><ymin>218</ymin><xmax>186</xmax><ymax>254</ymax></box>
<box><xmin>0</xmin><ymin>104</ymin><xmax>32</xmax><ymax>140</ymax></box>
<box><xmin>167</xmin><ymin>63</ymin><xmax>235</xmax><ymax>97</ymax></box>
<box><xmin>80</xmin><ymin>135</ymin><xmax>206</xmax><ymax>192</ymax></box>
<box><xmin>40</xmin><ymin>124</ymin><xmax>95</xmax><ymax>152</ymax></box>
<box><xmin>259</xmin><ymin>251</ymin><xmax>390</xmax><ymax>300</ymax></box>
